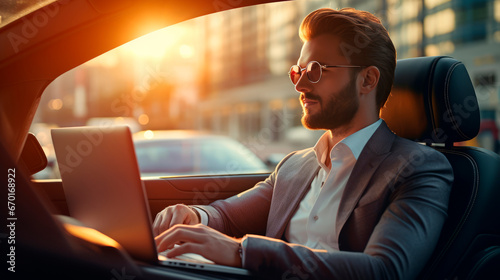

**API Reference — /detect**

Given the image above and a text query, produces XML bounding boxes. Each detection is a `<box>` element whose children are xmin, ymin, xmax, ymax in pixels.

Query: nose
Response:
<box><xmin>294</xmin><ymin>70</ymin><xmax>311</xmax><ymax>94</ymax></box>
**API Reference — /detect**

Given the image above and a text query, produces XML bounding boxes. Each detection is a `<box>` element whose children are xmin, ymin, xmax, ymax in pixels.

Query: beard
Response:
<box><xmin>301</xmin><ymin>75</ymin><xmax>359</xmax><ymax>131</ymax></box>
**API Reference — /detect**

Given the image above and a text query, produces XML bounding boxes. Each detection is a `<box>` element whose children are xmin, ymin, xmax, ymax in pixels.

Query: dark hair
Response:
<box><xmin>300</xmin><ymin>8</ymin><xmax>396</xmax><ymax>109</ymax></box>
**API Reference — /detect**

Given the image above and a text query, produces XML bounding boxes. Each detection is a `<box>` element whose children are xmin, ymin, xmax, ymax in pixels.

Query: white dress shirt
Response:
<box><xmin>196</xmin><ymin>119</ymin><xmax>382</xmax><ymax>257</ymax></box>
<box><xmin>284</xmin><ymin>119</ymin><xmax>382</xmax><ymax>251</ymax></box>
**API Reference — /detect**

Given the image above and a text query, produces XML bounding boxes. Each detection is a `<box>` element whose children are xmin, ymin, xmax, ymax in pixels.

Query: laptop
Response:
<box><xmin>51</xmin><ymin>126</ymin><xmax>250</xmax><ymax>276</ymax></box>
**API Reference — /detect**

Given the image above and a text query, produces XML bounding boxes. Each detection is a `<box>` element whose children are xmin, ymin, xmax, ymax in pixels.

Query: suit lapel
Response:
<box><xmin>335</xmin><ymin>121</ymin><xmax>395</xmax><ymax>240</ymax></box>
<box><xmin>266</xmin><ymin>150</ymin><xmax>319</xmax><ymax>239</ymax></box>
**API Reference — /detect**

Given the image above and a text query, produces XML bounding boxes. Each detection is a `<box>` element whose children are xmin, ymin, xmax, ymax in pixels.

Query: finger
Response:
<box><xmin>168</xmin><ymin>204</ymin><xmax>198</xmax><ymax>227</ymax></box>
<box><xmin>168</xmin><ymin>209</ymin><xmax>188</xmax><ymax>228</ymax></box>
<box><xmin>153</xmin><ymin>207</ymin><xmax>174</xmax><ymax>236</ymax></box>
<box><xmin>155</xmin><ymin>225</ymin><xmax>206</xmax><ymax>252</ymax></box>
<box><xmin>156</xmin><ymin>225</ymin><xmax>201</xmax><ymax>251</ymax></box>
<box><xmin>160</xmin><ymin>226</ymin><xmax>243</xmax><ymax>267</ymax></box>
<box><xmin>166</xmin><ymin>242</ymin><xmax>206</xmax><ymax>259</ymax></box>
<box><xmin>152</xmin><ymin>210</ymin><xmax>164</xmax><ymax>236</ymax></box>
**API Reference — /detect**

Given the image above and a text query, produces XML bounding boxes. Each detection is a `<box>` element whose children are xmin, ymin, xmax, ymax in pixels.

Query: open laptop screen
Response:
<box><xmin>52</xmin><ymin>126</ymin><xmax>158</xmax><ymax>263</ymax></box>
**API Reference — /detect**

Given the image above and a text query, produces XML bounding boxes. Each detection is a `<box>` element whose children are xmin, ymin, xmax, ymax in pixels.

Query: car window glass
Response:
<box><xmin>135</xmin><ymin>141</ymin><xmax>195</xmax><ymax>174</ymax></box>
<box><xmin>29</xmin><ymin>0</ymin><xmax>500</xmax><ymax>179</ymax></box>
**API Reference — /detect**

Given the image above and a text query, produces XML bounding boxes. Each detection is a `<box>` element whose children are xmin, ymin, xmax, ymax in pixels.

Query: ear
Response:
<box><xmin>359</xmin><ymin>66</ymin><xmax>380</xmax><ymax>95</ymax></box>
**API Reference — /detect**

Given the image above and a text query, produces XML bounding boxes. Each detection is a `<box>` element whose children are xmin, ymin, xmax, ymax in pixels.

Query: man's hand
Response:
<box><xmin>153</xmin><ymin>204</ymin><xmax>200</xmax><ymax>236</ymax></box>
<box><xmin>155</xmin><ymin>224</ymin><xmax>242</xmax><ymax>267</ymax></box>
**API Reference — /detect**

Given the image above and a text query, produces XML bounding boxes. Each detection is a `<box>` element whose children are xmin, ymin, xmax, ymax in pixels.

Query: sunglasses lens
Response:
<box><xmin>307</xmin><ymin>62</ymin><xmax>321</xmax><ymax>83</ymax></box>
<box><xmin>289</xmin><ymin>65</ymin><xmax>301</xmax><ymax>84</ymax></box>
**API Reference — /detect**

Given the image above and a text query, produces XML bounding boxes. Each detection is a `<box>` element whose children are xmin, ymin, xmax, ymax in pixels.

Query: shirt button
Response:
<box><xmin>313</xmin><ymin>215</ymin><xmax>319</xmax><ymax>221</ymax></box>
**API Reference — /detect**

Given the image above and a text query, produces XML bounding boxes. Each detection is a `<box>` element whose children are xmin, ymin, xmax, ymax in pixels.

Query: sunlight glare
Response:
<box><xmin>424</xmin><ymin>8</ymin><xmax>455</xmax><ymax>38</ymax></box>
<box><xmin>179</xmin><ymin>44</ymin><xmax>194</xmax><ymax>59</ymax></box>
<box><xmin>48</xmin><ymin>99</ymin><xmax>63</xmax><ymax>110</ymax></box>
<box><xmin>144</xmin><ymin>130</ymin><xmax>155</xmax><ymax>139</ymax></box>
<box><xmin>138</xmin><ymin>114</ymin><xmax>150</xmax><ymax>125</ymax></box>
<box><xmin>425</xmin><ymin>0</ymin><xmax>448</xmax><ymax>10</ymax></box>
<box><xmin>496</xmin><ymin>0</ymin><xmax>500</xmax><ymax>22</ymax></box>
<box><xmin>122</xmin><ymin>26</ymin><xmax>186</xmax><ymax>59</ymax></box>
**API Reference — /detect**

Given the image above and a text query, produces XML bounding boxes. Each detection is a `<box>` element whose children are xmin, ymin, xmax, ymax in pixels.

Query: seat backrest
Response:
<box><xmin>381</xmin><ymin>56</ymin><xmax>500</xmax><ymax>280</ymax></box>
<box><xmin>19</xmin><ymin>133</ymin><xmax>48</xmax><ymax>175</ymax></box>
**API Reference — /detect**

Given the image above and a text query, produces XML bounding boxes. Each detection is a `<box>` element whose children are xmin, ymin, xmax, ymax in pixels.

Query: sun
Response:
<box><xmin>122</xmin><ymin>25</ymin><xmax>187</xmax><ymax>59</ymax></box>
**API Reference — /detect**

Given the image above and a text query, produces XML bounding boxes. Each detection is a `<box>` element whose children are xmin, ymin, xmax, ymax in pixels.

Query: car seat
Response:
<box><xmin>381</xmin><ymin>56</ymin><xmax>500</xmax><ymax>280</ymax></box>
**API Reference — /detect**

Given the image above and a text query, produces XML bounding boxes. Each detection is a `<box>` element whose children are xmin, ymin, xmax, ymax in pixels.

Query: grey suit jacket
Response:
<box><xmin>198</xmin><ymin>121</ymin><xmax>453</xmax><ymax>279</ymax></box>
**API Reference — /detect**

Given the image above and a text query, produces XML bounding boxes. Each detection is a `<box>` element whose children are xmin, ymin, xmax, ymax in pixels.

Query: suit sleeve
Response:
<box><xmin>196</xmin><ymin>152</ymin><xmax>297</xmax><ymax>237</ymax></box>
<box><xmin>242</xmin><ymin>147</ymin><xmax>453</xmax><ymax>280</ymax></box>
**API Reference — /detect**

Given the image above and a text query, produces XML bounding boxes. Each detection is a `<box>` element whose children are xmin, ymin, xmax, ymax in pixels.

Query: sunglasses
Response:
<box><xmin>288</xmin><ymin>61</ymin><xmax>363</xmax><ymax>84</ymax></box>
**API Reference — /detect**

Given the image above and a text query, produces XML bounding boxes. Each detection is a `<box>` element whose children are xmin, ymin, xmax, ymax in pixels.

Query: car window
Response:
<box><xmin>29</xmin><ymin>0</ymin><xmax>500</xmax><ymax>179</ymax></box>
<box><xmin>135</xmin><ymin>141</ymin><xmax>195</xmax><ymax>174</ymax></box>
<box><xmin>198</xmin><ymin>139</ymin><xmax>269</xmax><ymax>173</ymax></box>
<box><xmin>134</xmin><ymin>138</ymin><xmax>269</xmax><ymax>177</ymax></box>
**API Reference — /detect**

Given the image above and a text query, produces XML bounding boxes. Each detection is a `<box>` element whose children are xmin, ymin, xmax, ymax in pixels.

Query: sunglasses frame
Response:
<box><xmin>288</xmin><ymin>61</ymin><xmax>363</xmax><ymax>84</ymax></box>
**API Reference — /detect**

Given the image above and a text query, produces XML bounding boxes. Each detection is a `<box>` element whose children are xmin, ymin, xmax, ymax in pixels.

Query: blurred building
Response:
<box><xmin>196</xmin><ymin>0</ymin><xmax>500</xmax><ymax>154</ymax></box>
<box><xmin>32</xmin><ymin>0</ymin><xmax>500</xmax><ymax>155</ymax></box>
<box><xmin>386</xmin><ymin>0</ymin><xmax>500</xmax><ymax>151</ymax></box>
<box><xmin>196</xmin><ymin>1</ymin><xmax>337</xmax><ymax>156</ymax></box>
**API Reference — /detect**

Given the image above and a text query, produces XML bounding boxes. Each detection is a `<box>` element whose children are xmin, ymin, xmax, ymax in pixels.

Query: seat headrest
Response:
<box><xmin>381</xmin><ymin>56</ymin><xmax>480</xmax><ymax>144</ymax></box>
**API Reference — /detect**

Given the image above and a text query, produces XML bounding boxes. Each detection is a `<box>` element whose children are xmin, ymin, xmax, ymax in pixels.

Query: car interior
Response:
<box><xmin>381</xmin><ymin>55</ymin><xmax>500</xmax><ymax>279</ymax></box>
<box><xmin>1</xmin><ymin>0</ymin><xmax>500</xmax><ymax>279</ymax></box>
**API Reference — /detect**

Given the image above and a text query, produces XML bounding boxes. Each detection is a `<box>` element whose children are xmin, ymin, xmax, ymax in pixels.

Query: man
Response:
<box><xmin>154</xmin><ymin>8</ymin><xmax>453</xmax><ymax>279</ymax></box>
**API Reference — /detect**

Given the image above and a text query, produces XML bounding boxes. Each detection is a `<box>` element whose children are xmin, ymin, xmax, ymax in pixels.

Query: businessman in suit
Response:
<box><xmin>153</xmin><ymin>8</ymin><xmax>453</xmax><ymax>279</ymax></box>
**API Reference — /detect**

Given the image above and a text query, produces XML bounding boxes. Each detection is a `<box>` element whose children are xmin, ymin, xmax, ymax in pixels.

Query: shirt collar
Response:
<box><xmin>313</xmin><ymin>119</ymin><xmax>382</xmax><ymax>168</ymax></box>
<box><xmin>341</xmin><ymin>118</ymin><xmax>382</xmax><ymax>160</ymax></box>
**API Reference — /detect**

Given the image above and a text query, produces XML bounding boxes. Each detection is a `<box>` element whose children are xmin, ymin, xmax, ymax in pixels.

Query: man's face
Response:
<box><xmin>295</xmin><ymin>34</ymin><xmax>359</xmax><ymax>131</ymax></box>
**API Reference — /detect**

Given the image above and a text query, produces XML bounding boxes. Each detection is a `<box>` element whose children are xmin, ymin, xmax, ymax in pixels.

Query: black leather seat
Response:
<box><xmin>381</xmin><ymin>56</ymin><xmax>500</xmax><ymax>279</ymax></box>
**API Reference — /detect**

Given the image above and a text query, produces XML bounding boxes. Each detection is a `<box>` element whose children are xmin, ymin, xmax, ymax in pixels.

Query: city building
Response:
<box><xmin>32</xmin><ymin>0</ymin><xmax>500</xmax><ymax>155</ymax></box>
<box><xmin>196</xmin><ymin>0</ymin><xmax>500</xmax><ymax>153</ymax></box>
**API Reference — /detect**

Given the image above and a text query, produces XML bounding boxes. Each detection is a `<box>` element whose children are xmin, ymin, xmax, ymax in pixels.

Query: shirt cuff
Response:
<box><xmin>240</xmin><ymin>236</ymin><xmax>248</xmax><ymax>267</ymax></box>
<box><xmin>193</xmin><ymin>207</ymin><xmax>209</xmax><ymax>225</ymax></box>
